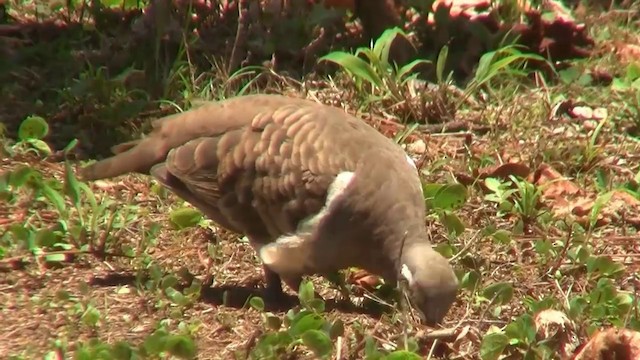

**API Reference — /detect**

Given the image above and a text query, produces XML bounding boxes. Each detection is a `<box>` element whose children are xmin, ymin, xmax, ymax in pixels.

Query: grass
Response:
<box><xmin>2</xmin><ymin>0</ymin><xmax>640</xmax><ymax>359</ymax></box>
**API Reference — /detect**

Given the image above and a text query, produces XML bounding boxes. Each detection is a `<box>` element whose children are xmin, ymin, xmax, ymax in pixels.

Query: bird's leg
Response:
<box><xmin>325</xmin><ymin>270</ymin><xmax>352</xmax><ymax>303</ymax></box>
<box><xmin>262</xmin><ymin>265</ymin><xmax>288</xmax><ymax>303</ymax></box>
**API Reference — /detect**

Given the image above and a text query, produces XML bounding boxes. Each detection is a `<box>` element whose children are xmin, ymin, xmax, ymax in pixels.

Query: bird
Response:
<box><xmin>80</xmin><ymin>93</ymin><xmax>459</xmax><ymax>326</ymax></box>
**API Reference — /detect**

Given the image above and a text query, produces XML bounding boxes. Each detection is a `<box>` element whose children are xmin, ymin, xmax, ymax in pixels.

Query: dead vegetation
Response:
<box><xmin>2</xmin><ymin>0</ymin><xmax>640</xmax><ymax>359</ymax></box>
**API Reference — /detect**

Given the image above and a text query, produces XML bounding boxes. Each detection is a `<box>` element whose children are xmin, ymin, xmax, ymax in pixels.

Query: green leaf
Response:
<box><xmin>26</xmin><ymin>139</ymin><xmax>52</xmax><ymax>155</ymax></box>
<box><xmin>329</xmin><ymin>319</ymin><xmax>345</xmax><ymax>339</ymax></box>
<box><xmin>429</xmin><ymin>183</ymin><xmax>468</xmax><ymax>210</ymax></box>
<box><xmin>35</xmin><ymin>228</ymin><xmax>60</xmax><ymax>247</ymax></box>
<box><xmin>18</xmin><ymin>115</ymin><xmax>49</xmax><ymax>140</ymax></box>
<box><xmin>319</xmin><ymin>52</ymin><xmax>384</xmax><ymax>89</ymax></box>
<box><xmin>264</xmin><ymin>313</ymin><xmax>282</xmax><ymax>330</ymax></box>
<box><xmin>301</xmin><ymin>330</ymin><xmax>333</xmax><ymax>358</ymax></box>
<box><xmin>165</xmin><ymin>334</ymin><xmax>196</xmax><ymax>359</ymax></box>
<box><xmin>436</xmin><ymin>45</ymin><xmax>449</xmax><ymax>83</ymax></box>
<box><xmin>364</xmin><ymin>336</ymin><xmax>384</xmax><ymax>360</ymax></box>
<box><xmin>169</xmin><ymin>207</ymin><xmax>203</xmax><ymax>229</ymax></box>
<box><xmin>491</xmin><ymin>229</ymin><xmax>512</xmax><ymax>244</ymax></box>
<box><xmin>143</xmin><ymin>329</ymin><xmax>169</xmax><ymax>354</ymax></box>
<box><xmin>289</xmin><ymin>313</ymin><xmax>325</xmax><ymax>337</ymax></box>
<box><xmin>44</xmin><ymin>253</ymin><xmax>67</xmax><ymax>263</ymax></box>
<box><xmin>249</xmin><ymin>296</ymin><xmax>265</xmax><ymax>312</ymax></box>
<box><xmin>298</xmin><ymin>279</ymin><xmax>316</xmax><ymax>305</ymax></box>
<box><xmin>111</xmin><ymin>341</ymin><xmax>135</xmax><ymax>359</ymax></box>
<box><xmin>41</xmin><ymin>182</ymin><xmax>67</xmax><ymax>217</ymax></box>
<box><xmin>460</xmin><ymin>270</ymin><xmax>481</xmax><ymax>291</ymax></box>
<box><xmin>63</xmin><ymin>138</ymin><xmax>79</xmax><ymax>155</ymax></box>
<box><xmin>479</xmin><ymin>332</ymin><xmax>509</xmax><ymax>360</ymax></box>
<box><xmin>483</xmin><ymin>282</ymin><xmax>514</xmax><ymax>305</ymax></box>
<box><xmin>440</xmin><ymin>210</ymin><xmax>465</xmax><ymax>236</ymax></box>
<box><xmin>373</xmin><ymin>27</ymin><xmax>406</xmax><ymax>69</ymax></box>
<box><xmin>9</xmin><ymin>166</ymin><xmax>40</xmax><ymax>188</ymax></box>
<box><xmin>64</xmin><ymin>161</ymin><xmax>82</xmax><ymax>209</ymax></box>
<box><xmin>385</xmin><ymin>350</ymin><xmax>422</xmax><ymax>360</ymax></box>
<box><xmin>165</xmin><ymin>287</ymin><xmax>189</xmax><ymax>306</ymax></box>
<box><xmin>81</xmin><ymin>305</ymin><xmax>101</xmax><ymax>327</ymax></box>
<box><xmin>397</xmin><ymin>59</ymin><xmax>430</xmax><ymax>83</ymax></box>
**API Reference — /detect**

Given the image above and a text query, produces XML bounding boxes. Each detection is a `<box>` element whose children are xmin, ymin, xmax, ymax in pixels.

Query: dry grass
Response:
<box><xmin>2</xmin><ymin>1</ymin><xmax>640</xmax><ymax>359</ymax></box>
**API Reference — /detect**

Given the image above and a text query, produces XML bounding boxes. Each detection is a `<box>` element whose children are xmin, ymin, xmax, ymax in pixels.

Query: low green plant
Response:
<box><xmin>319</xmin><ymin>27</ymin><xmax>430</xmax><ymax>106</ymax></box>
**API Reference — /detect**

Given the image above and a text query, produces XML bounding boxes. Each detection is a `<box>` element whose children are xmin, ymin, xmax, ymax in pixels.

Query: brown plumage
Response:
<box><xmin>81</xmin><ymin>94</ymin><xmax>458</xmax><ymax>326</ymax></box>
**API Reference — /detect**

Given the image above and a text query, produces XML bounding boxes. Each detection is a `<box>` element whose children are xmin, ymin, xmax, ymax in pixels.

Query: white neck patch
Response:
<box><xmin>299</xmin><ymin>171</ymin><xmax>355</xmax><ymax>233</ymax></box>
<box><xmin>401</xmin><ymin>263</ymin><xmax>414</xmax><ymax>285</ymax></box>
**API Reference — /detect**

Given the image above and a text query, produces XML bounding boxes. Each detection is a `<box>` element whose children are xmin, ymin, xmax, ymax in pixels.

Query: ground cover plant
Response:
<box><xmin>2</xmin><ymin>0</ymin><xmax>640</xmax><ymax>359</ymax></box>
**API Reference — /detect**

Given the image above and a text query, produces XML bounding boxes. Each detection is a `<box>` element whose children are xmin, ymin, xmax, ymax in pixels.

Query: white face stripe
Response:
<box><xmin>406</xmin><ymin>154</ymin><xmax>417</xmax><ymax>170</ymax></box>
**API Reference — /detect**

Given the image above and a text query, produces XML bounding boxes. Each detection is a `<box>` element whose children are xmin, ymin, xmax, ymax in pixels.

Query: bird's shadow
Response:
<box><xmin>89</xmin><ymin>272</ymin><xmax>386</xmax><ymax>317</ymax></box>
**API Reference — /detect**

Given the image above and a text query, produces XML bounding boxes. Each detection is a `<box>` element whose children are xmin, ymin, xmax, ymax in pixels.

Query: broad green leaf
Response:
<box><xmin>41</xmin><ymin>182</ymin><xmax>67</xmax><ymax>217</ymax></box>
<box><xmin>18</xmin><ymin>115</ymin><xmax>49</xmax><ymax>140</ymax></box>
<box><xmin>436</xmin><ymin>45</ymin><xmax>449</xmax><ymax>83</ymax></box>
<box><xmin>27</xmin><ymin>139</ymin><xmax>52</xmax><ymax>155</ymax></box>
<box><xmin>9</xmin><ymin>166</ymin><xmax>40</xmax><ymax>188</ymax></box>
<box><xmin>169</xmin><ymin>207</ymin><xmax>203</xmax><ymax>229</ymax></box>
<box><xmin>36</xmin><ymin>228</ymin><xmax>60</xmax><ymax>247</ymax></box>
<box><xmin>397</xmin><ymin>59</ymin><xmax>431</xmax><ymax>83</ymax></box>
<box><xmin>364</xmin><ymin>336</ymin><xmax>384</xmax><ymax>360</ymax></box>
<box><xmin>430</xmin><ymin>183</ymin><xmax>468</xmax><ymax>210</ymax></box>
<box><xmin>249</xmin><ymin>296</ymin><xmax>265</xmax><ymax>312</ymax></box>
<box><xmin>288</xmin><ymin>313</ymin><xmax>325</xmax><ymax>337</ymax></box>
<box><xmin>111</xmin><ymin>341</ymin><xmax>134</xmax><ymax>359</ymax></box>
<box><xmin>45</xmin><ymin>253</ymin><xmax>67</xmax><ymax>263</ymax></box>
<box><xmin>81</xmin><ymin>305</ymin><xmax>101</xmax><ymax>327</ymax></box>
<box><xmin>143</xmin><ymin>329</ymin><xmax>169</xmax><ymax>354</ymax></box>
<box><xmin>329</xmin><ymin>319</ymin><xmax>344</xmax><ymax>339</ymax></box>
<box><xmin>264</xmin><ymin>313</ymin><xmax>282</xmax><ymax>330</ymax></box>
<box><xmin>64</xmin><ymin>161</ymin><xmax>82</xmax><ymax>209</ymax></box>
<box><xmin>479</xmin><ymin>332</ymin><xmax>509</xmax><ymax>360</ymax></box>
<box><xmin>373</xmin><ymin>27</ymin><xmax>406</xmax><ymax>69</ymax></box>
<box><xmin>301</xmin><ymin>330</ymin><xmax>333</xmax><ymax>358</ymax></box>
<box><xmin>440</xmin><ymin>210</ymin><xmax>465</xmax><ymax>236</ymax></box>
<box><xmin>483</xmin><ymin>282</ymin><xmax>514</xmax><ymax>305</ymax></box>
<box><xmin>165</xmin><ymin>334</ymin><xmax>196</xmax><ymax>359</ymax></box>
<box><xmin>298</xmin><ymin>279</ymin><xmax>316</xmax><ymax>305</ymax></box>
<box><xmin>460</xmin><ymin>270</ymin><xmax>481</xmax><ymax>291</ymax></box>
<box><xmin>63</xmin><ymin>138</ymin><xmax>79</xmax><ymax>155</ymax></box>
<box><xmin>319</xmin><ymin>52</ymin><xmax>384</xmax><ymax>89</ymax></box>
<box><xmin>491</xmin><ymin>229</ymin><xmax>512</xmax><ymax>244</ymax></box>
<box><xmin>504</xmin><ymin>314</ymin><xmax>536</xmax><ymax>344</ymax></box>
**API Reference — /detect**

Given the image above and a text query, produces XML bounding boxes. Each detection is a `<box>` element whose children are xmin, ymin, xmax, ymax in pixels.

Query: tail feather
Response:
<box><xmin>80</xmin><ymin>138</ymin><xmax>163</xmax><ymax>181</ymax></box>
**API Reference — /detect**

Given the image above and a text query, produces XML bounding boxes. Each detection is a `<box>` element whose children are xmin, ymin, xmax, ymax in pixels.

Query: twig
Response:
<box><xmin>0</xmin><ymin>249</ymin><xmax>133</xmax><ymax>271</ymax></box>
<box><xmin>416</xmin><ymin>327</ymin><xmax>459</xmax><ymax>342</ymax></box>
<box><xmin>228</xmin><ymin>0</ymin><xmax>249</xmax><ymax>75</ymax></box>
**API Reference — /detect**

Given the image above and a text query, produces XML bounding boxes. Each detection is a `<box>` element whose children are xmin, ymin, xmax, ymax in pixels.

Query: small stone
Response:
<box><xmin>407</xmin><ymin>139</ymin><xmax>427</xmax><ymax>154</ymax></box>
<box><xmin>569</xmin><ymin>106</ymin><xmax>593</xmax><ymax>119</ymax></box>
<box><xmin>593</xmin><ymin>107</ymin><xmax>608</xmax><ymax>120</ymax></box>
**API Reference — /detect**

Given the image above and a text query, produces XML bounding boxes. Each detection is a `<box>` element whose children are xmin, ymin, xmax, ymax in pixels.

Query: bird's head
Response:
<box><xmin>399</xmin><ymin>243</ymin><xmax>459</xmax><ymax>326</ymax></box>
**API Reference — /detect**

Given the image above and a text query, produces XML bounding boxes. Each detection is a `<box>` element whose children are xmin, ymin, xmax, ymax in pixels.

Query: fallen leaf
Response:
<box><xmin>479</xmin><ymin>162</ymin><xmax>531</xmax><ymax>181</ymax></box>
<box><xmin>616</xmin><ymin>43</ymin><xmax>640</xmax><ymax>64</ymax></box>
<box><xmin>533</xmin><ymin>163</ymin><xmax>581</xmax><ymax>199</ymax></box>
<box><xmin>573</xmin><ymin>327</ymin><xmax>640</xmax><ymax>360</ymax></box>
<box><xmin>534</xmin><ymin>309</ymin><xmax>579</xmax><ymax>359</ymax></box>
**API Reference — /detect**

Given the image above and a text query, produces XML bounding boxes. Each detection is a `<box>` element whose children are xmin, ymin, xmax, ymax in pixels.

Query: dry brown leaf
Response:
<box><xmin>479</xmin><ymin>162</ymin><xmax>532</xmax><ymax>180</ymax></box>
<box><xmin>347</xmin><ymin>269</ymin><xmax>383</xmax><ymax>291</ymax></box>
<box><xmin>533</xmin><ymin>163</ymin><xmax>582</xmax><ymax>199</ymax></box>
<box><xmin>534</xmin><ymin>309</ymin><xmax>579</xmax><ymax>359</ymax></box>
<box><xmin>616</xmin><ymin>43</ymin><xmax>640</xmax><ymax>65</ymax></box>
<box><xmin>572</xmin><ymin>327</ymin><xmax>640</xmax><ymax>360</ymax></box>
